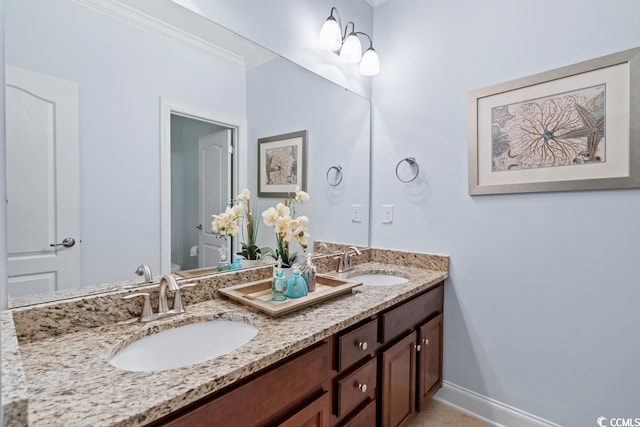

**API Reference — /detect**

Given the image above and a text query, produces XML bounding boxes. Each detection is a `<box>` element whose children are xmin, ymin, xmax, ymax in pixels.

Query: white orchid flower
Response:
<box><xmin>294</xmin><ymin>228</ymin><xmax>310</xmax><ymax>247</ymax></box>
<box><xmin>262</xmin><ymin>207</ymin><xmax>277</xmax><ymax>226</ymax></box>
<box><xmin>231</xmin><ymin>204</ymin><xmax>243</xmax><ymax>217</ymax></box>
<box><xmin>237</xmin><ymin>188</ymin><xmax>251</xmax><ymax>202</ymax></box>
<box><xmin>275</xmin><ymin>202</ymin><xmax>290</xmax><ymax>218</ymax></box>
<box><xmin>295</xmin><ymin>190</ymin><xmax>310</xmax><ymax>202</ymax></box>
<box><xmin>211</xmin><ymin>216</ymin><xmax>222</xmax><ymax>233</ymax></box>
<box><xmin>274</xmin><ymin>215</ymin><xmax>292</xmax><ymax>234</ymax></box>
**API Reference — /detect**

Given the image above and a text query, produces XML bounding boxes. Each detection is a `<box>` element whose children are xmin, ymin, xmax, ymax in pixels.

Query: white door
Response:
<box><xmin>198</xmin><ymin>130</ymin><xmax>232</xmax><ymax>268</ymax></box>
<box><xmin>5</xmin><ymin>66</ymin><xmax>81</xmax><ymax>298</ymax></box>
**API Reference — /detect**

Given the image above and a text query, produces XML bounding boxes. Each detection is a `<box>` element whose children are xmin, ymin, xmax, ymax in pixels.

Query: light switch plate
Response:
<box><xmin>351</xmin><ymin>204</ymin><xmax>362</xmax><ymax>223</ymax></box>
<box><xmin>382</xmin><ymin>204</ymin><xmax>393</xmax><ymax>224</ymax></box>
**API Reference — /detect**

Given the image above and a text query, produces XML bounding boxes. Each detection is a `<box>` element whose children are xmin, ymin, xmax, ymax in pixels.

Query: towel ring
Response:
<box><xmin>395</xmin><ymin>157</ymin><xmax>419</xmax><ymax>183</ymax></box>
<box><xmin>326</xmin><ymin>165</ymin><xmax>343</xmax><ymax>186</ymax></box>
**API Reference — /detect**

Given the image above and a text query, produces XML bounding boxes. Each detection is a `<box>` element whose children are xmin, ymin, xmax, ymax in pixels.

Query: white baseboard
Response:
<box><xmin>434</xmin><ymin>381</ymin><xmax>562</xmax><ymax>427</ymax></box>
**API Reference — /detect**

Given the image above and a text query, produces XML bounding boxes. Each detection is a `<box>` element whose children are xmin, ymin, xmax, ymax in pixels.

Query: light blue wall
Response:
<box><xmin>371</xmin><ymin>0</ymin><xmax>640</xmax><ymax>425</ymax></box>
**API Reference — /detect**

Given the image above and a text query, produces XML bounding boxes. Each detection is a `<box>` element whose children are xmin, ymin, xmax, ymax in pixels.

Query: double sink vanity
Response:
<box><xmin>1</xmin><ymin>248</ymin><xmax>448</xmax><ymax>427</ymax></box>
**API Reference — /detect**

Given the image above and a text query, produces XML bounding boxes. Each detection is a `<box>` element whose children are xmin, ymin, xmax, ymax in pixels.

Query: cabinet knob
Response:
<box><xmin>423</xmin><ymin>338</ymin><xmax>429</xmax><ymax>346</ymax></box>
<box><xmin>358</xmin><ymin>341</ymin><xmax>368</xmax><ymax>351</ymax></box>
<box><xmin>358</xmin><ymin>383</ymin><xmax>368</xmax><ymax>393</ymax></box>
<box><xmin>414</xmin><ymin>344</ymin><xmax>422</xmax><ymax>352</ymax></box>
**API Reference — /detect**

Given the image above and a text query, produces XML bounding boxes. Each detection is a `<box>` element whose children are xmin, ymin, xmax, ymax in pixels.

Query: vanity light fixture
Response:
<box><xmin>318</xmin><ymin>7</ymin><xmax>380</xmax><ymax>76</ymax></box>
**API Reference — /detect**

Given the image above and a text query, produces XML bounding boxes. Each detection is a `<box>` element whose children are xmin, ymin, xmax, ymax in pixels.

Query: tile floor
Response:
<box><xmin>407</xmin><ymin>399</ymin><xmax>492</xmax><ymax>426</ymax></box>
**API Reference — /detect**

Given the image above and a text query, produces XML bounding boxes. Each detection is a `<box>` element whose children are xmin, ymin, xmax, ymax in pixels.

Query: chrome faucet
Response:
<box><xmin>124</xmin><ymin>273</ymin><xmax>196</xmax><ymax>322</ymax></box>
<box><xmin>135</xmin><ymin>264</ymin><xmax>153</xmax><ymax>283</ymax></box>
<box><xmin>335</xmin><ymin>246</ymin><xmax>362</xmax><ymax>273</ymax></box>
<box><xmin>158</xmin><ymin>274</ymin><xmax>180</xmax><ymax>314</ymax></box>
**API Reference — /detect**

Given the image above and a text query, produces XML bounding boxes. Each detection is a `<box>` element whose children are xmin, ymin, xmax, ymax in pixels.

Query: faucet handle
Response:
<box><xmin>171</xmin><ymin>283</ymin><xmax>198</xmax><ymax>313</ymax></box>
<box><xmin>348</xmin><ymin>246</ymin><xmax>362</xmax><ymax>255</ymax></box>
<box><xmin>123</xmin><ymin>292</ymin><xmax>153</xmax><ymax>322</ymax></box>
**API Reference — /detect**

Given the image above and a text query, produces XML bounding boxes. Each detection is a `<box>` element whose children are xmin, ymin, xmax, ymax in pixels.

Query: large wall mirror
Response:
<box><xmin>3</xmin><ymin>0</ymin><xmax>371</xmax><ymax>307</ymax></box>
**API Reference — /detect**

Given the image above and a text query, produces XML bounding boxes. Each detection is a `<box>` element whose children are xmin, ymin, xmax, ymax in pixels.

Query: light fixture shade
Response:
<box><xmin>318</xmin><ymin>17</ymin><xmax>342</xmax><ymax>51</ymax></box>
<box><xmin>339</xmin><ymin>33</ymin><xmax>362</xmax><ymax>63</ymax></box>
<box><xmin>359</xmin><ymin>47</ymin><xmax>380</xmax><ymax>76</ymax></box>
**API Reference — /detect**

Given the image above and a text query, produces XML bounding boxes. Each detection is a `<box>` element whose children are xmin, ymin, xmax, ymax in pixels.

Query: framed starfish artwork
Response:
<box><xmin>258</xmin><ymin>130</ymin><xmax>307</xmax><ymax>197</ymax></box>
<box><xmin>468</xmin><ymin>47</ymin><xmax>640</xmax><ymax>195</ymax></box>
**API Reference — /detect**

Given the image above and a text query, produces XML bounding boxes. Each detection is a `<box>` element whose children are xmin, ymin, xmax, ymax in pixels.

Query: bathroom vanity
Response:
<box><xmin>1</xmin><ymin>249</ymin><xmax>448</xmax><ymax>427</ymax></box>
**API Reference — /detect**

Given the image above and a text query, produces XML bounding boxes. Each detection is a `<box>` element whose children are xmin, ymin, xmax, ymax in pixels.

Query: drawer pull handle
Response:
<box><xmin>358</xmin><ymin>383</ymin><xmax>368</xmax><ymax>393</ymax></box>
<box><xmin>423</xmin><ymin>338</ymin><xmax>429</xmax><ymax>346</ymax></box>
<box><xmin>358</xmin><ymin>341</ymin><xmax>368</xmax><ymax>351</ymax></box>
<box><xmin>414</xmin><ymin>344</ymin><xmax>421</xmax><ymax>352</ymax></box>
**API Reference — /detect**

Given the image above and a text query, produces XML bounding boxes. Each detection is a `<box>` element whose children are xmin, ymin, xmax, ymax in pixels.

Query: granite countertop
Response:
<box><xmin>3</xmin><ymin>252</ymin><xmax>448</xmax><ymax>426</ymax></box>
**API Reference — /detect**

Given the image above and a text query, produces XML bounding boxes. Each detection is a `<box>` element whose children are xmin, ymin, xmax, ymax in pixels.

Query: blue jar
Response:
<box><xmin>229</xmin><ymin>257</ymin><xmax>243</xmax><ymax>271</ymax></box>
<box><xmin>285</xmin><ymin>264</ymin><xmax>308</xmax><ymax>298</ymax></box>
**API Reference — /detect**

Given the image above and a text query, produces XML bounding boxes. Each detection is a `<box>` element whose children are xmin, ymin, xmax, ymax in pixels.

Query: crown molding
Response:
<box><xmin>70</xmin><ymin>0</ymin><xmax>246</xmax><ymax>68</ymax></box>
<box><xmin>366</xmin><ymin>0</ymin><xmax>391</xmax><ymax>6</ymax></box>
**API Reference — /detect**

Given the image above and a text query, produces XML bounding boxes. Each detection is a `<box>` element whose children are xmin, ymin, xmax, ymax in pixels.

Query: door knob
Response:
<box><xmin>196</xmin><ymin>224</ymin><xmax>203</xmax><ymax>230</ymax></box>
<box><xmin>50</xmin><ymin>237</ymin><xmax>76</xmax><ymax>248</ymax></box>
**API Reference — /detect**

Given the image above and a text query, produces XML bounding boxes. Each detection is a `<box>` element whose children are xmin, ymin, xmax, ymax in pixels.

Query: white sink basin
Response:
<box><xmin>109</xmin><ymin>320</ymin><xmax>258</xmax><ymax>372</ymax></box>
<box><xmin>349</xmin><ymin>274</ymin><xmax>409</xmax><ymax>287</ymax></box>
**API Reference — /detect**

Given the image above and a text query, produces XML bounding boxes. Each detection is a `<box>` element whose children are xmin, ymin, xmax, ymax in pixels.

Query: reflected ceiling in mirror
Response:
<box><xmin>4</xmin><ymin>0</ymin><xmax>370</xmax><ymax>308</ymax></box>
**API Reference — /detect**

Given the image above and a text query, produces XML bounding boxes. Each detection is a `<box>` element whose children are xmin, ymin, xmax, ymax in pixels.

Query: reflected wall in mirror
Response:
<box><xmin>246</xmin><ymin>56</ymin><xmax>370</xmax><ymax>250</ymax></box>
<box><xmin>3</xmin><ymin>0</ymin><xmax>370</xmax><ymax>307</ymax></box>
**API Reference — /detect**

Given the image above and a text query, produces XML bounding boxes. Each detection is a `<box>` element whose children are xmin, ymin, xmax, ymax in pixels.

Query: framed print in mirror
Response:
<box><xmin>468</xmin><ymin>47</ymin><xmax>640</xmax><ymax>195</ymax></box>
<box><xmin>258</xmin><ymin>130</ymin><xmax>307</xmax><ymax>197</ymax></box>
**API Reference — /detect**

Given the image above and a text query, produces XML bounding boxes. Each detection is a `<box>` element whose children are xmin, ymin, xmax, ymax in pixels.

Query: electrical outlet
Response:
<box><xmin>382</xmin><ymin>204</ymin><xmax>393</xmax><ymax>224</ymax></box>
<box><xmin>352</xmin><ymin>204</ymin><xmax>362</xmax><ymax>223</ymax></box>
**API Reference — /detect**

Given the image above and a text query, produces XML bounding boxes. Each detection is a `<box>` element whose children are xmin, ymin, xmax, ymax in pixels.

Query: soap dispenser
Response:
<box><xmin>302</xmin><ymin>253</ymin><xmax>317</xmax><ymax>292</ymax></box>
<box><xmin>217</xmin><ymin>248</ymin><xmax>229</xmax><ymax>271</ymax></box>
<box><xmin>272</xmin><ymin>261</ymin><xmax>287</xmax><ymax>301</ymax></box>
<box><xmin>230</xmin><ymin>257</ymin><xmax>243</xmax><ymax>271</ymax></box>
<box><xmin>286</xmin><ymin>264</ymin><xmax>308</xmax><ymax>298</ymax></box>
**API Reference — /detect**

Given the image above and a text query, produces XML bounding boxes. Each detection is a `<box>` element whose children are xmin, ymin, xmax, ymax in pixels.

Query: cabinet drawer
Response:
<box><xmin>278</xmin><ymin>392</ymin><xmax>330</xmax><ymax>427</ymax></box>
<box><xmin>158</xmin><ymin>341</ymin><xmax>330</xmax><ymax>427</ymax></box>
<box><xmin>335</xmin><ymin>357</ymin><xmax>377</xmax><ymax>418</ymax></box>
<box><xmin>380</xmin><ymin>283</ymin><xmax>443</xmax><ymax>344</ymax></box>
<box><xmin>340</xmin><ymin>399</ymin><xmax>376</xmax><ymax>427</ymax></box>
<box><xmin>337</xmin><ymin>318</ymin><xmax>377</xmax><ymax>371</ymax></box>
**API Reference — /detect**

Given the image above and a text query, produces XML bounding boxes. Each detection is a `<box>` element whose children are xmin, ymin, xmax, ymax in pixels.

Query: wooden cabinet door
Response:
<box><xmin>341</xmin><ymin>399</ymin><xmax>376</xmax><ymax>427</ymax></box>
<box><xmin>380</xmin><ymin>332</ymin><xmax>417</xmax><ymax>427</ymax></box>
<box><xmin>278</xmin><ymin>392</ymin><xmax>330</xmax><ymax>427</ymax></box>
<box><xmin>417</xmin><ymin>313</ymin><xmax>443</xmax><ymax>411</ymax></box>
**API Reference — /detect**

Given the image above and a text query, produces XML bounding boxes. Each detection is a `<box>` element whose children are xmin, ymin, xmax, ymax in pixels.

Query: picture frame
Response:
<box><xmin>258</xmin><ymin>130</ymin><xmax>307</xmax><ymax>197</ymax></box>
<box><xmin>468</xmin><ymin>47</ymin><xmax>640</xmax><ymax>195</ymax></box>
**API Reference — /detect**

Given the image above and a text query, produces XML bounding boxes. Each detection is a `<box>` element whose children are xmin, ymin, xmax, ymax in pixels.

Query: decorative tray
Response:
<box><xmin>218</xmin><ymin>274</ymin><xmax>362</xmax><ymax>317</ymax></box>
